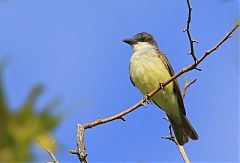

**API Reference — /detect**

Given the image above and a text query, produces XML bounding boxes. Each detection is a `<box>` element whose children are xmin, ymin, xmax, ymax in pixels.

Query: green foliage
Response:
<box><xmin>0</xmin><ymin>62</ymin><xmax>61</xmax><ymax>162</ymax></box>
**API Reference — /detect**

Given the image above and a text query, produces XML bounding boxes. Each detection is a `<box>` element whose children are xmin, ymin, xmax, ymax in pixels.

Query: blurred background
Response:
<box><xmin>0</xmin><ymin>0</ymin><xmax>239</xmax><ymax>162</ymax></box>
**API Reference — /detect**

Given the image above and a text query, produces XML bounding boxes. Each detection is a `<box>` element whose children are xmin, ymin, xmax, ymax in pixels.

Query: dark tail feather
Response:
<box><xmin>168</xmin><ymin>115</ymin><xmax>199</xmax><ymax>146</ymax></box>
<box><xmin>182</xmin><ymin>115</ymin><xmax>199</xmax><ymax>140</ymax></box>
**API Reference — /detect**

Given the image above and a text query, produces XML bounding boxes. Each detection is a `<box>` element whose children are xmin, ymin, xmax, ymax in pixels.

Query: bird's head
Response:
<box><xmin>123</xmin><ymin>32</ymin><xmax>158</xmax><ymax>50</ymax></box>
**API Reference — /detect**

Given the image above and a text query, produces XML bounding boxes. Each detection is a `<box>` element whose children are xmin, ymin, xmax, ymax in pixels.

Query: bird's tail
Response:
<box><xmin>168</xmin><ymin>114</ymin><xmax>199</xmax><ymax>146</ymax></box>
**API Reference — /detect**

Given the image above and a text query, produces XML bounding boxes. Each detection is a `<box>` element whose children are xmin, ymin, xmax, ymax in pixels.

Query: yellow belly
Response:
<box><xmin>130</xmin><ymin>53</ymin><xmax>179</xmax><ymax>116</ymax></box>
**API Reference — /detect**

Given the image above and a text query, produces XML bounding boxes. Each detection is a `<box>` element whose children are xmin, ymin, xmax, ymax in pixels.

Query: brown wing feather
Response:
<box><xmin>156</xmin><ymin>50</ymin><xmax>186</xmax><ymax>115</ymax></box>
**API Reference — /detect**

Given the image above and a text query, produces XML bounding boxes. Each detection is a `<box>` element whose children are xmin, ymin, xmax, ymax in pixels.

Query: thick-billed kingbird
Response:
<box><xmin>123</xmin><ymin>32</ymin><xmax>199</xmax><ymax>145</ymax></box>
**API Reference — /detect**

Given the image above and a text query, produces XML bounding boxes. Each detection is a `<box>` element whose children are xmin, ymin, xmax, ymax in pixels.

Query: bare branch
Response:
<box><xmin>184</xmin><ymin>0</ymin><xmax>198</xmax><ymax>62</ymax></box>
<box><xmin>162</xmin><ymin>123</ymin><xmax>190</xmax><ymax>163</ymax></box>
<box><xmin>82</xmin><ymin>98</ymin><xmax>148</xmax><ymax>129</ymax></box>
<box><xmin>176</xmin><ymin>145</ymin><xmax>190</xmax><ymax>163</ymax></box>
<box><xmin>76</xmin><ymin>124</ymin><xmax>88</xmax><ymax>163</ymax></box>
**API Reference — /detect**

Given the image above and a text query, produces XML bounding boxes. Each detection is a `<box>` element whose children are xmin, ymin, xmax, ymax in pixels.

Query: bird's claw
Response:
<box><xmin>159</xmin><ymin>83</ymin><xmax>165</xmax><ymax>90</ymax></box>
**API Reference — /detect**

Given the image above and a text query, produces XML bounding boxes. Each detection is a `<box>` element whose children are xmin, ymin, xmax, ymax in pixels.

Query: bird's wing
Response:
<box><xmin>157</xmin><ymin>50</ymin><xmax>186</xmax><ymax>115</ymax></box>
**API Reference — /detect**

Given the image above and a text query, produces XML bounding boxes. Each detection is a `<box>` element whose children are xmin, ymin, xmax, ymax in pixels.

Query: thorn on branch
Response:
<box><xmin>69</xmin><ymin>150</ymin><xmax>79</xmax><ymax>154</ymax></box>
<box><xmin>193</xmin><ymin>67</ymin><xmax>202</xmax><ymax>71</ymax></box>
<box><xmin>192</xmin><ymin>40</ymin><xmax>199</xmax><ymax>43</ymax></box>
<box><xmin>118</xmin><ymin>116</ymin><xmax>126</xmax><ymax>121</ymax></box>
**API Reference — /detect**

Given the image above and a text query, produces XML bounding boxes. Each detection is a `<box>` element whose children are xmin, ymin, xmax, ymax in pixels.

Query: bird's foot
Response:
<box><xmin>141</xmin><ymin>94</ymin><xmax>151</xmax><ymax>108</ymax></box>
<box><xmin>144</xmin><ymin>94</ymin><xmax>150</xmax><ymax>101</ymax></box>
<box><xmin>159</xmin><ymin>82</ymin><xmax>165</xmax><ymax>90</ymax></box>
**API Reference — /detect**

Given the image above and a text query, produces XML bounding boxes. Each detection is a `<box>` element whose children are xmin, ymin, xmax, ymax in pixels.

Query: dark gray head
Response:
<box><xmin>123</xmin><ymin>32</ymin><xmax>158</xmax><ymax>47</ymax></box>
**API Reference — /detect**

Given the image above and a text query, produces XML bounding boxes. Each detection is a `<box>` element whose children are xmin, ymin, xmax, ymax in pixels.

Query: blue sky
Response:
<box><xmin>0</xmin><ymin>0</ymin><xmax>239</xmax><ymax>162</ymax></box>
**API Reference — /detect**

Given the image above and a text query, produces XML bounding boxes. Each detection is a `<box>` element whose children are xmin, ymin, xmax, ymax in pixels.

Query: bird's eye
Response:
<box><xmin>140</xmin><ymin>37</ymin><xmax>146</xmax><ymax>42</ymax></box>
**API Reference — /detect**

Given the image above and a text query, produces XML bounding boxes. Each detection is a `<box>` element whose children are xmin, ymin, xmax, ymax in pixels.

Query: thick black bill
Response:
<box><xmin>122</xmin><ymin>38</ymin><xmax>136</xmax><ymax>45</ymax></box>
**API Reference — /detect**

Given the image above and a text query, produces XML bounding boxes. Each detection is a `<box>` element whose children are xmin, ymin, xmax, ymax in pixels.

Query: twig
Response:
<box><xmin>42</xmin><ymin>142</ymin><xmax>58</xmax><ymax>163</ymax></box>
<box><xmin>71</xmin><ymin>21</ymin><xmax>239</xmax><ymax>162</ymax></box>
<box><xmin>184</xmin><ymin>0</ymin><xmax>198</xmax><ymax>62</ymax></box>
<box><xmin>162</xmin><ymin>123</ymin><xmax>190</xmax><ymax>163</ymax></box>
<box><xmin>82</xmin><ymin>98</ymin><xmax>147</xmax><ymax>129</ymax></box>
<box><xmin>176</xmin><ymin>144</ymin><xmax>190</xmax><ymax>163</ymax></box>
<box><xmin>182</xmin><ymin>78</ymin><xmax>197</xmax><ymax>98</ymax></box>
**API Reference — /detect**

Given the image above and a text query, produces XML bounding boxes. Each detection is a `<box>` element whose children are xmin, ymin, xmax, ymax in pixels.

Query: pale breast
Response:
<box><xmin>130</xmin><ymin>51</ymin><xmax>171</xmax><ymax>93</ymax></box>
<box><xmin>129</xmin><ymin>50</ymin><xmax>178</xmax><ymax>113</ymax></box>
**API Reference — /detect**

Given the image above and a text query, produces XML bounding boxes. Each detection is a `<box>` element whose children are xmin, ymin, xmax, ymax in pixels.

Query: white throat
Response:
<box><xmin>132</xmin><ymin>42</ymin><xmax>156</xmax><ymax>52</ymax></box>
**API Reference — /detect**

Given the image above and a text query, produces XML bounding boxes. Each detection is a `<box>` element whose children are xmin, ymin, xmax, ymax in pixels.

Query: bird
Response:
<box><xmin>123</xmin><ymin>32</ymin><xmax>199</xmax><ymax>145</ymax></box>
